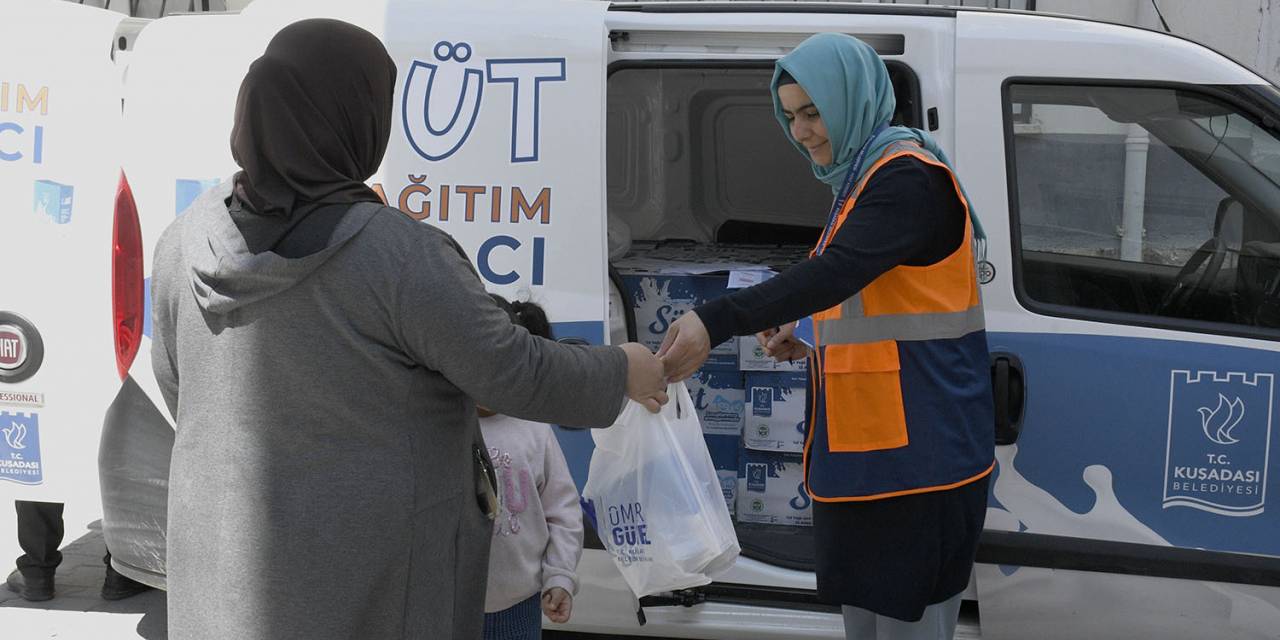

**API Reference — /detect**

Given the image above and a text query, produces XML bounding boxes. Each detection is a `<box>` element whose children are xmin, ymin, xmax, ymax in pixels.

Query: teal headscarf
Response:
<box><xmin>771</xmin><ymin>33</ymin><xmax>986</xmax><ymax>256</ymax></box>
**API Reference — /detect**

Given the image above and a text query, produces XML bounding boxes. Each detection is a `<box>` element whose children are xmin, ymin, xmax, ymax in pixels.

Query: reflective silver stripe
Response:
<box><xmin>844</xmin><ymin>292</ymin><xmax>864</xmax><ymax>317</ymax></box>
<box><xmin>816</xmin><ymin>303</ymin><xmax>986</xmax><ymax>344</ymax></box>
<box><xmin>814</xmin><ymin>143</ymin><xmax>985</xmax><ymax>345</ymax></box>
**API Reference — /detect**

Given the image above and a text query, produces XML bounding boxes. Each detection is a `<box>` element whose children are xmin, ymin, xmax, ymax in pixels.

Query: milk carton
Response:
<box><xmin>738</xmin><ymin>336</ymin><xmax>808</xmax><ymax>372</ymax></box>
<box><xmin>744</xmin><ymin>372</ymin><xmax>808</xmax><ymax>453</ymax></box>
<box><xmin>685</xmin><ymin>369</ymin><xmax>745</xmax><ymax>436</ymax></box>
<box><xmin>704</xmin><ymin>434</ymin><xmax>740</xmax><ymax>515</ymax></box>
<box><xmin>736</xmin><ymin>450</ymin><xmax>812</xmax><ymax>526</ymax></box>
<box><xmin>618</xmin><ymin>273</ymin><xmax>738</xmax><ymax>370</ymax></box>
<box><xmin>33</xmin><ymin>180</ymin><xmax>74</xmax><ymax>224</ymax></box>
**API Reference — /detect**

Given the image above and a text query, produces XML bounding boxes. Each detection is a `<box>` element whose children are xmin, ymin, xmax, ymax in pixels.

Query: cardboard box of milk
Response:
<box><xmin>738</xmin><ymin>336</ymin><xmax>808</xmax><ymax>372</ymax></box>
<box><xmin>33</xmin><ymin>180</ymin><xmax>74</xmax><ymax>224</ymax></box>
<box><xmin>685</xmin><ymin>369</ymin><xmax>745</xmax><ymax>436</ymax></box>
<box><xmin>744</xmin><ymin>372</ymin><xmax>808</xmax><ymax>452</ymax></box>
<box><xmin>618</xmin><ymin>273</ymin><xmax>738</xmax><ymax>370</ymax></box>
<box><xmin>737</xmin><ymin>450</ymin><xmax>812</xmax><ymax>526</ymax></box>
<box><xmin>704</xmin><ymin>434</ymin><xmax>740</xmax><ymax>514</ymax></box>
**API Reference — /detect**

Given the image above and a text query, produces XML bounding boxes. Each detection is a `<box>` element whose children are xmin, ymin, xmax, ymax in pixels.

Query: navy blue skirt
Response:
<box><xmin>813</xmin><ymin>474</ymin><xmax>989</xmax><ymax>622</ymax></box>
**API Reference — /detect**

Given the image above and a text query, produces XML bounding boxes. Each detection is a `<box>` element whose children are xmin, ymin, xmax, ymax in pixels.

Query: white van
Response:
<box><xmin>6</xmin><ymin>1</ymin><xmax>1280</xmax><ymax>638</ymax></box>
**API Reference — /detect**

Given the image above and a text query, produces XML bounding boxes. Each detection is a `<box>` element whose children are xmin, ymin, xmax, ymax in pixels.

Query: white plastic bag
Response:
<box><xmin>582</xmin><ymin>382</ymin><xmax>740</xmax><ymax>598</ymax></box>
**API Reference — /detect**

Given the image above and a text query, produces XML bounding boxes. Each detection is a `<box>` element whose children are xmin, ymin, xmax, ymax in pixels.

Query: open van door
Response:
<box><xmin>956</xmin><ymin>12</ymin><xmax>1280</xmax><ymax>639</ymax></box>
<box><xmin>238</xmin><ymin>0</ymin><xmax>615</xmax><ymax>504</ymax></box>
<box><xmin>375</xmin><ymin>0</ymin><xmax>614</xmax><ymax>490</ymax></box>
<box><xmin>0</xmin><ymin>1</ymin><xmax>123</xmax><ymax>514</ymax></box>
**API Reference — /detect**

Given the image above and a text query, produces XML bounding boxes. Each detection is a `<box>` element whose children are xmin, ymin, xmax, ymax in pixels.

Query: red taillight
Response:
<box><xmin>112</xmin><ymin>171</ymin><xmax>144</xmax><ymax>380</ymax></box>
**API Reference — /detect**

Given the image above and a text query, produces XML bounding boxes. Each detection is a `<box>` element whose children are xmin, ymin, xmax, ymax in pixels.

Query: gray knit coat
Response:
<box><xmin>150</xmin><ymin>182</ymin><xmax>626</xmax><ymax>639</ymax></box>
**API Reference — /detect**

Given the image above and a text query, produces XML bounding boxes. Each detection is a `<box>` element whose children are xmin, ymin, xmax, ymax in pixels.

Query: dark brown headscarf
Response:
<box><xmin>229</xmin><ymin>19</ymin><xmax>396</xmax><ymax>223</ymax></box>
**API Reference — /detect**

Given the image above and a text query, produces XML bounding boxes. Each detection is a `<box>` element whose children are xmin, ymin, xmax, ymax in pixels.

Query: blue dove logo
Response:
<box><xmin>3</xmin><ymin>420</ymin><xmax>26</xmax><ymax>450</ymax></box>
<box><xmin>1199</xmin><ymin>393</ymin><xmax>1244</xmax><ymax>445</ymax></box>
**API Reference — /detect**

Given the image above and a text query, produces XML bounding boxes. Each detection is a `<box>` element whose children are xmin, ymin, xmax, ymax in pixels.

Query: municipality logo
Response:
<box><xmin>0</xmin><ymin>412</ymin><xmax>42</xmax><ymax>485</ymax></box>
<box><xmin>3</xmin><ymin>420</ymin><xmax>27</xmax><ymax>449</ymax></box>
<box><xmin>751</xmin><ymin>387</ymin><xmax>773</xmax><ymax>417</ymax></box>
<box><xmin>1200</xmin><ymin>394</ymin><xmax>1243</xmax><ymax>445</ymax></box>
<box><xmin>746</xmin><ymin>462</ymin><xmax>768</xmax><ymax>493</ymax></box>
<box><xmin>1163</xmin><ymin>371</ymin><xmax>1273</xmax><ymax>517</ymax></box>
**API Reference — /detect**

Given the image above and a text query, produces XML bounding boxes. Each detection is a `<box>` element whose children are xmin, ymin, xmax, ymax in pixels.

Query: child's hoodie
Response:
<box><xmin>480</xmin><ymin>414</ymin><xmax>583</xmax><ymax>612</ymax></box>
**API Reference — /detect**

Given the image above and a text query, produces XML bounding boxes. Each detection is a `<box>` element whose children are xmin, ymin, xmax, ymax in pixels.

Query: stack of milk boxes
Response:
<box><xmin>618</xmin><ymin>243</ymin><xmax>813</xmax><ymax>529</ymax></box>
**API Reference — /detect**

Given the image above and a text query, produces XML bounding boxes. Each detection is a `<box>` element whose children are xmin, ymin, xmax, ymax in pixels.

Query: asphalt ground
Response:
<box><xmin>0</xmin><ymin>522</ymin><xmax>980</xmax><ymax>640</ymax></box>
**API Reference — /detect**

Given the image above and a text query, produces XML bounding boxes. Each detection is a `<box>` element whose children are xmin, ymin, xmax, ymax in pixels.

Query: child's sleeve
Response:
<box><xmin>540</xmin><ymin>426</ymin><xmax>584</xmax><ymax>596</ymax></box>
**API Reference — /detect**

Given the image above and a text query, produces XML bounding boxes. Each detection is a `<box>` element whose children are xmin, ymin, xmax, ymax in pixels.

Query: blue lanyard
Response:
<box><xmin>815</xmin><ymin>124</ymin><xmax>888</xmax><ymax>256</ymax></box>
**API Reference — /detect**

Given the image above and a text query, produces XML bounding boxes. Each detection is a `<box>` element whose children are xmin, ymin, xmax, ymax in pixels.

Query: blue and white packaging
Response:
<box><xmin>33</xmin><ymin>180</ymin><xmax>74</xmax><ymax>224</ymax></box>
<box><xmin>619</xmin><ymin>273</ymin><xmax>738</xmax><ymax>370</ymax></box>
<box><xmin>738</xmin><ymin>336</ymin><xmax>808</xmax><ymax>372</ymax></box>
<box><xmin>685</xmin><ymin>369</ymin><xmax>745</xmax><ymax>436</ymax></box>
<box><xmin>704</xmin><ymin>434</ymin><xmax>740</xmax><ymax>514</ymax></box>
<box><xmin>744</xmin><ymin>372</ymin><xmax>808</xmax><ymax>452</ymax></box>
<box><xmin>737</xmin><ymin>450</ymin><xmax>812</xmax><ymax>526</ymax></box>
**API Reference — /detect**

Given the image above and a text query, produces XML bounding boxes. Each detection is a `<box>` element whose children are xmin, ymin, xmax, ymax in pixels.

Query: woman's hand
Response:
<box><xmin>621</xmin><ymin>343</ymin><xmax>668</xmax><ymax>413</ymax></box>
<box><xmin>657</xmin><ymin>312</ymin><xmax>711</xmax><ymax>382</ymax></box>
<box><xmin>542</xmin><ymin>587</ymin><xmax>573</xmax><ymax>623</ymax></box>
<box><xmin>756</xmin><ymin>323</ymin><xmax>810</xmax><ymax>362</ymax></box>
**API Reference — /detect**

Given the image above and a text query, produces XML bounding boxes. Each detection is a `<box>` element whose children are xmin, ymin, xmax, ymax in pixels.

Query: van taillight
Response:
<box><xmin>112</xmin><ymin>171</ymin><xmax>143</xmax><ymax>380</ymax></box>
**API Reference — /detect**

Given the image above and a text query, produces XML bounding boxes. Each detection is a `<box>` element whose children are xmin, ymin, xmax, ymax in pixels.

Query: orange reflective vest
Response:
<box><xmin>804</xmin><ymin>141</ymin><xmax>995</xmax><ymax>502</ymax></box>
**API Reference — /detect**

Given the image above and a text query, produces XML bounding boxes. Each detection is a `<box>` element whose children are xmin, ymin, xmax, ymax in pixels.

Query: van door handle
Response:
<box><xmin>990</xmin><ymin>353</ymin><xmax>1025</xmax><ymax>445</ymax></box>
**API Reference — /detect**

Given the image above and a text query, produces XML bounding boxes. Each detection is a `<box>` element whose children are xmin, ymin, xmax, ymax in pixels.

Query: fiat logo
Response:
<box><xmin>0</xmin><ymin>312</ymin><xmax>43</xmax><ymax>383</ymax></box>
<box><xmin>0</xmin><ymin>325</ymin><xmax>25</xmax><ymax>371</ymax></box>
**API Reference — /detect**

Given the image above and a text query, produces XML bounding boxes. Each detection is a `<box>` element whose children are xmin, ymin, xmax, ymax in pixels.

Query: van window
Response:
<box><xmin>1006</xmin><ymin>83</ymin><xmax>1280</xmax><ymax>334</ymax></box>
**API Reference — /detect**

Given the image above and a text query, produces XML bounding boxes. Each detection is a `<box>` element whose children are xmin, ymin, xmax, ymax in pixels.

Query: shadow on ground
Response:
<box><xmin>2</xmin><ymin>522</ymin><xmax>166</xmax><ymax>639</ymax></box>
<box><xmin>2</xmin><ymin>524</ymin><xmax>684</xmax><ymax>640</ymax></box>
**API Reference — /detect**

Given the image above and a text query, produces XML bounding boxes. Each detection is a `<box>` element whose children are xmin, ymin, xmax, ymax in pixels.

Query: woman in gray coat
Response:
<box><xmin>149</xmin><ymin>19</ymin><xmax>666</xmax><ymax>640</ymax></box>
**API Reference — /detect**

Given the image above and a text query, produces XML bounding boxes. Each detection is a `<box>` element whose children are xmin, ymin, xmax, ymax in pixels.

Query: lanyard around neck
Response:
<box><xmin>815</xmin><ymin>123</ymin><xmax>889</xmax><ymax>256</ymax></box>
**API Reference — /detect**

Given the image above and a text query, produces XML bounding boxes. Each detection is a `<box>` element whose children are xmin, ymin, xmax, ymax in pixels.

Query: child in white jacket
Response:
<box><xmin>479</xmin><ymin>296</ymin><xmax>583</xmax><ymax>640</ymax></box>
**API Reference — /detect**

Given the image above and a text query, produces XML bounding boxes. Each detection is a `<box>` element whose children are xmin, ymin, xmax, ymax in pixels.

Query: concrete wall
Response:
<box><xmin>1038</xmin><ymin>0</ymin><xmax>1278</xmax><ymax>85</ymax></box>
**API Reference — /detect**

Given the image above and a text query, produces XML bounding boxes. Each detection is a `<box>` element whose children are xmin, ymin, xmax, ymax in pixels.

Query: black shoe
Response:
<box><xmin>8</xmin><ymin>569</ymin><xmax>55</xmax><ymax>602</ymax></box>
<box><xmin>101</xmin><ymin>563</ymin><xmax>152</xmax><ymax>601</ymax></box>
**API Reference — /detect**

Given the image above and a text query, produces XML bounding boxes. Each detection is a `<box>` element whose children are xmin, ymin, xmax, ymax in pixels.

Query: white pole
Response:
<box><xmin>1120</xmin><ymin>124</ymin><xmax>1149</xmax><ymax>262</ymax></box>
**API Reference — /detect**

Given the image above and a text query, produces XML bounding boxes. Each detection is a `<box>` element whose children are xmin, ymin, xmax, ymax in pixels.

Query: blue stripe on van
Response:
<box><xmin>550</xmin><ymin>320</ymin><xmax>608</xmax><ymax>489</ymax></box>
<box><xmin>985</xmin><ymin>331</ymin><xmax>1279</xmax><ymax>558</ymax></box>
<box><xmin>142</xmin><ymin>276</ymin><xmax>152</xmax><ymax>339</ymax></box>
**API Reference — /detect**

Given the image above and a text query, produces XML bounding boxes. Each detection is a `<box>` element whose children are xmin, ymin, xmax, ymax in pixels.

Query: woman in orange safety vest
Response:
<box><xmin>658</xmin><ymin>33</ymin><xmax>995</xmax><ymax>640</ymax></box>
